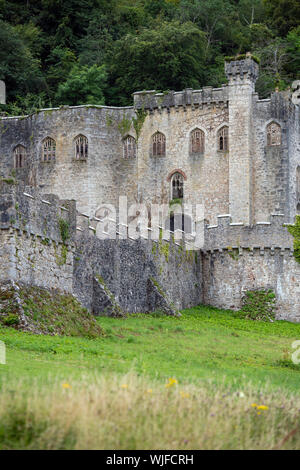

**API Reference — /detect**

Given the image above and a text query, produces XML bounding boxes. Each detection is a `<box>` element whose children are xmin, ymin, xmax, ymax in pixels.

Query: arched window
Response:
<box><xmin>171</xmin><ymin>172</ymin><xmax>184</xmax><ymax>200</ymax></box>
<box><xmin>14</xmin><ymin>145</ymin><xmax>26</xmax><ymax>169</ymax></box>
<box><xmin>152</xmin><ymin>132</ymin><xmax>166</xmax><ymax>156</ymax></box>
<box><xmin>190</xmin><ymin>128</ymin><xmax>205</xmax><ymax>154</ymax></box>
<box><xmin>123</xmin><ymin>136</ymin><xmax>136</xmax><ymax>158</ymax></box>
<box><xmin>74</xmin><ymin>135</ymin><xmax>88</xmax><ymax>160</ymax></box>
<box><xmin>218</xmin><ymin>126</ymin><xmax>229</xmax><ymax>151</ymax></box>
<box><xmin>267</xmin><ymin>122</ymin><xmax>281</xmax><ymax>146</ymax></box>
<box><xmin>42</xmin><ymin>137</ymin><xmax>56</xmax><ymax>162</ymax></box>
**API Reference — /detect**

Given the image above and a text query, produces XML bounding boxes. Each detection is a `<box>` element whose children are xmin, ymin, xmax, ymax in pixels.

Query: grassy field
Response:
<box><xmin>0</xmin><ymin>305</ymin><xmax>300</xmax><ymax>449</ymax></box>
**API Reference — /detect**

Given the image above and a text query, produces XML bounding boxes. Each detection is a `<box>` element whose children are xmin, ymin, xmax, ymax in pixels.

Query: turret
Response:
<box><xmin>225</xmin><ymin>54</ymin><xmax>259</xmax><ymax>224</ymax></box>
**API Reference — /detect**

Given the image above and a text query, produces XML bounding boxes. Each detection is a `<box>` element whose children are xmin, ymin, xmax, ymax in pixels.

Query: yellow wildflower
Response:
<box><xmin>251</xmin><ymin>403</ymin><xmax>258</xmax><ymax>408</ymax></box>
<box><xmin>257</xmin><ymin>405</ymin><xmax>269</xmax><ymax>411</ymax></box>
<box><xmin>180</xmin><ymin>391</ymin><xmax>190</xmax><ymax>399</ymax></box>
<box><xmin>121</xmin><ymin>384</ymin><xmax>128</xmax><ymax>389</ymax></box>
<box><xmin>165</xmin><ymin>378</ymin><xmax>178</xmax><ymax>388</ymax></box>
<box><xmin>62</xmin><ymin>383</ymin><xmax>71</xmax><ymax>389</ymax></box>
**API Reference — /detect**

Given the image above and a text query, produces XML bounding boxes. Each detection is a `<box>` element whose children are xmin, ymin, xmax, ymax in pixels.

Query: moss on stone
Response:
<box><xmin>287</xmin><ymin>215</ymin><xmax>300</xmax><ymax>264</ymax></box>
<box><xmin>132</xmin><ymin>108</ymin><xmax>147</xmax><ymax>140</ymax></box>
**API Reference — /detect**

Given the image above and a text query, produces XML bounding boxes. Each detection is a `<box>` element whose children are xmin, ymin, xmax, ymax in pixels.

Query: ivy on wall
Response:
<box><xmin>287</xmin><ymin>215</ymin><xmax>300</xmax><ymax>263</ymax></box>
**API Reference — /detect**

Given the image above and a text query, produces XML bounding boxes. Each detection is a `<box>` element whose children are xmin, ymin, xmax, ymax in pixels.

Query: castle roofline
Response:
<box><xmin>0</xmin><ymin>104</ymin><xmax>134</xmax><ymax>120</ymax></box>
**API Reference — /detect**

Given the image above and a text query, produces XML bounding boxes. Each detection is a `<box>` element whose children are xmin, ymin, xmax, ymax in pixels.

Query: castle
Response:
<box><xmin>0</xmin><ymin>56</ymin><xmax>299</xmax><ymax>322</ymax></box>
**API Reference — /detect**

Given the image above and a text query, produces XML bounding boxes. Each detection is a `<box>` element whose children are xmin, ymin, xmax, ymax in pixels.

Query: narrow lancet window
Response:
<box><xmin>218</xmin><ymin>126</ymin><xmax>229</xmax><ymax>151</ymax></box>
<box><xmin>190</xmin><ymin>128</ymin><xmax>205</xmax><ymax>154</ymax></box>
<box><xmin>14</xmin><ymin>145</ymin><xmax>26</xmax><ymax>168</ymax></box>
<box><xmin>171</xmin><ymin>172</ymin><xmax>184</xmax><ymax>200</ymax></box>
<box><xmin>267</xmin><ymin>122</ymin><xmax>281</xmax><ymax>146</ymax></box>
<box><xmin>123</xmin><ymin>136</ymin><xmax>136</xmax><ymax>158</ymax></box>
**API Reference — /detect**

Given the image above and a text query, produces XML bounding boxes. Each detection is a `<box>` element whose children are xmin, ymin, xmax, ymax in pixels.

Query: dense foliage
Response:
<box><xmin>0</xmin><ymin>0</ymin><xmax>299</xmax><ymax>114</ymax></box>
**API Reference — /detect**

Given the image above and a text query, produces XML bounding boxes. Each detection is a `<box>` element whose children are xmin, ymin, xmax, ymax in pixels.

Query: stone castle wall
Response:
<box><xmin>202</xmin><ymin>213</ymin><xmax>300</xmax><ymax>320</ymax></box>
<box><xmin>0</xmin><ymin>106</ymin><xmax>137</xmax><ymax>215</ymax></box>
<box><xmin>0</xmin><ymin>182</ymin><xmax>75</xmax><ymax>292</ymax></box>
<box><xmin>74</xmin><ymin>233</ymin><xmax>201</xmax><ymax>315</ymax></box>
<box><xmin>135</xmin><ymin>91</ymin><xmax>230</xmax><ymax>225</ymax></box>
<box><xmin>202</xmin><ymin>249</ymin><xmax>299</xmax><ymax>322</ymax></box>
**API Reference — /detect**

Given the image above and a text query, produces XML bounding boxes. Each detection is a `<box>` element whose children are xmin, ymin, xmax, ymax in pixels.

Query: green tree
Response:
<box><xmin>46</xmin><ymin>46</ymin><xmax>78</xmax><ymax>95</ymax></box>
<box><xmin>0</xmin><ymin>20</ymin><xmax>44</xmax><ymax>102</ymax></box>
<box><xmin>285</xmin><ymin>26</ymin><xmax>300</xmax><ymax>79</ymax></box>
<box><xmin>107</xmin><ymin>20</ymin><xmax>207</xmax><ymax>105</ymax></box>
<box><xmin>55</xmin><ymin>64</ymin><xmax>107</xmax><ymax>106</ymax></box>
<box><xmin>264</xmin><ymin>0</ymin><xmax>300</xmax><ymax>36</ymax></box>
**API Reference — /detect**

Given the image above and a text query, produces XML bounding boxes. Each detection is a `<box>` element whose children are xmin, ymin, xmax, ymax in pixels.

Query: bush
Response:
<box><xmin>240</xmin><ymin>289</ymin><xmax>276</xmax><ymax>322</ymax></box>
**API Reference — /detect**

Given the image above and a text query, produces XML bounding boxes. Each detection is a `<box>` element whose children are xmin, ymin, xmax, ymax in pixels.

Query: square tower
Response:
<box><xmin>225</xmin><ymin>55</ymin><xmax>259</xmax><ymax>224</ymax></box>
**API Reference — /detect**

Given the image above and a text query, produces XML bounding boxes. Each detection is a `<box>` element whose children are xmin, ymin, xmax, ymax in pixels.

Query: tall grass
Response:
<box><xmin>0</xmin><ymin>373</ymin><xmax>299</xmax><ymax>450</ymax></box>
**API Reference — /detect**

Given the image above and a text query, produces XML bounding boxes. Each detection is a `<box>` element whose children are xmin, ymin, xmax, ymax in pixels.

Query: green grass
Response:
<box><xmin>0</xmin><ymin>305</ymin><xmax>300</xmax><ymax>393</ymax></box>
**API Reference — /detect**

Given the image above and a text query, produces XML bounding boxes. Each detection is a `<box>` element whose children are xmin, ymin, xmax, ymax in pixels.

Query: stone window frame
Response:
<box><xmin>123</xmin><ymin>135</ymin><xmax>136</xmax><ymax>159</ymax></box>
<box><xmin>74</xmin><ymin>134</ymin><xmax>88</xmax><ymax>160</ymax></box>
<box><xmin>217</xmin><ymin>125</ymin><xmax>229</xmax><ymax>152</ymax></box>
<box><xmin>14</xmin><ymin>144</ymin><xmax>26</xmax><ymax>169</ymax></box>
<box><xmin>190</xmin><ymin>128</ymin><xmax>205</xmax><ymax>155</ymax></box>
<box><xmin>41</xmin><ymin>137</ymin><xmax>56</xmax><ymax>162</ymax></box>
<box><xmin>151</xmin><ymin>131</ymin><xmax>166</xmax><ymax>157</ymax></box>
<box><xmin>266</xmin><ymin>121</ymin><xmax>282</xmax><ymax>147</ymax></box>
<box><xmin>167</xmin><ymin>169</ymin><xmax>187</xmax><ymax>201</ymax></box>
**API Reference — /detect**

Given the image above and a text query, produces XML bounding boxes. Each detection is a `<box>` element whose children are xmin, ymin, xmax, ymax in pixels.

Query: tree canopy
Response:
<box><xmin>0</xmin><ymin>0</ymin><xmax>299</xmax><ymax>114</ymax></box>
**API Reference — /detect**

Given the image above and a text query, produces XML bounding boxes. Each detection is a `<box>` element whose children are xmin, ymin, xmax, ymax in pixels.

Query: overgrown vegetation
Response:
<box><xmin>58</xmin><ymin>218</ymin><xmax>70</xmax><ymax>244</ymax></box>
<box><xmin>240</xmin><ymin>289</ymin><xmax>277</xmax><ymax>322</ymax></box>
<box><xmin>0</xmin><ymin>374</ymin><xmax>299</xmax><ymax>450</ymax></box>
<box><xmin>0</xmin><ymin>284</ymin><xmax>103</xmax><ymax>337</ymax></box>
<box><xmin>287</xmin><ymin>215</ymin><xmax>300</xmax><ymax>264</ymax></box>
<box><xmin>0</xmin><ymin>0</ymin><xmax>299</xmax><ymax>115</ymax></box>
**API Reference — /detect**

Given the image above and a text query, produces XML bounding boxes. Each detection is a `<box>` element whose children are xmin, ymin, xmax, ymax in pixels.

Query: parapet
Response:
<box><xmin>225</xmin><ymin>55</ymin><xmax>259</xmax><ymax>85</ymax></box>
<box><xmin>204</xmin><ymin>213</ymin><xmax>294</xmax><ymax>252</ymax></box>
<box><xmin>0</xmin><ymin>181</ymin><xmax>77</xmax><ymax>245</ymax></box>
<box><xmin>133</xmin><ymin>86</ymin><xmax>228</xmax><ymax>111</ymax></box>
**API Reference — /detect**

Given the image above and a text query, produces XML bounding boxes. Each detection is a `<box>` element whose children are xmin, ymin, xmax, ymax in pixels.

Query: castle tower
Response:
<box><xmin>225</xmin><ymin>55</ymin><xmax>259</xmax><ymax>224</ymax></box>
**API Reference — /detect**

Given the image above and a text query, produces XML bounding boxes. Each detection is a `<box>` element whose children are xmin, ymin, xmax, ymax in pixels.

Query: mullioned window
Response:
<box><xmin>152</xmin><ymin>132</ymin><xmax>166</xmax><ymax>156</ymax></box>
<box><xmin>74</xmin><ymin>135</ymin><xmax>88</xmax><ymax>160</ymax></box>
<box><xmin>218</xmin><ymin>126</ymin><xmax>229</xmax><ymax>151</ymax></box>
<box><xmin>42</xmin><ymin>137</ymin><xmax>56</xmax><ymax>162</ymax></box>
<box><xmin>14</xmin><ymin>145</ymin><xmax>26</xmax><ymax>168</ymax></box>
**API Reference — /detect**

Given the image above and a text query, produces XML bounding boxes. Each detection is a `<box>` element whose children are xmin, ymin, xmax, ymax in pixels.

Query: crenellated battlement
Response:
<box><xmin>0</xmin><ymin>181</ymin><xmax>76</xmax><ymax>244</ymax></box>
<box><xmin>203</xmin><ymin>213</ymin><xmax>294</xmax><ymax>252</ymax></box>
<box><xmin>133</xmin><ymin>86</ymin><xmax>228</xmax><ymax>112</ymax></box>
